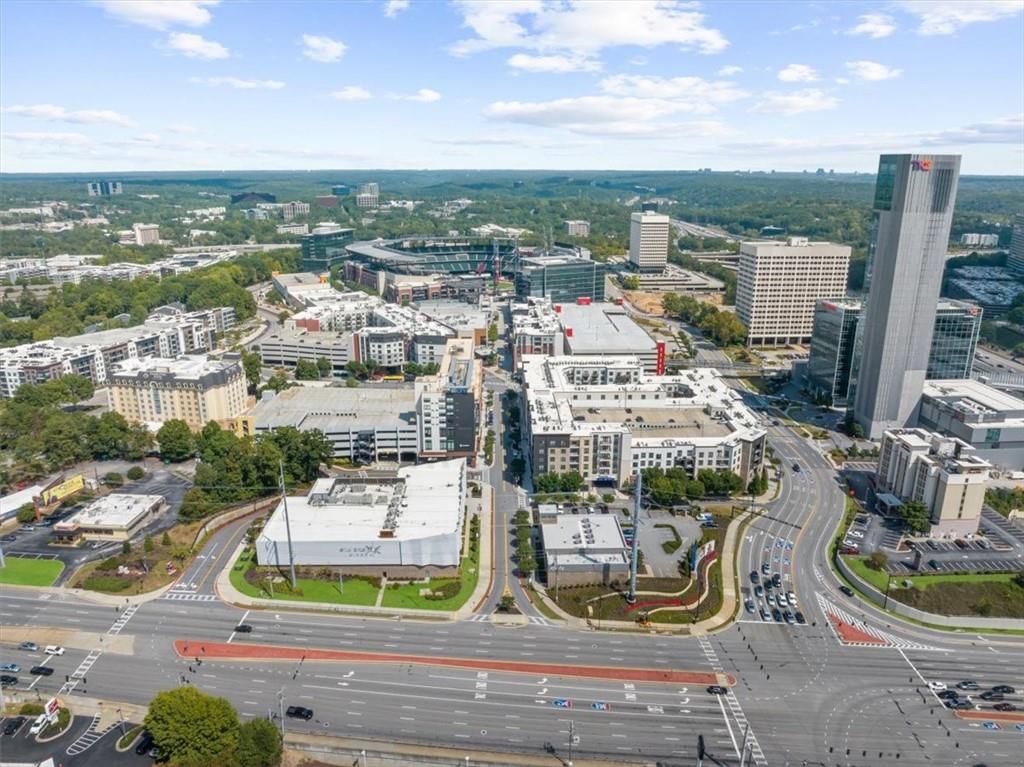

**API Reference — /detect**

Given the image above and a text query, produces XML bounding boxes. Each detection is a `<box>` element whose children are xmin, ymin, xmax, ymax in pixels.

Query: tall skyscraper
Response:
<box><xmin>1008</xmin><ymin>212</ymin><xmax>1024</xmax><ymax>274</ymax></box>
<box><xmin>628</xmin><ymin>211</ymin><xmax>670</xmax><ymax>272</ymax></box>
<box><xmin>851</xmin><ymin>154</ymin><xmax>961</xmax><ymax>439</ymax></box>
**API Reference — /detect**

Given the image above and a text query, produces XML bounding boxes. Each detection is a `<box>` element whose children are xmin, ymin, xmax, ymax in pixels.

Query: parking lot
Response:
<box><xmin>0</xmin><ymin>711</ymin><xmax>150</xmax><ymax>767</ymax></box>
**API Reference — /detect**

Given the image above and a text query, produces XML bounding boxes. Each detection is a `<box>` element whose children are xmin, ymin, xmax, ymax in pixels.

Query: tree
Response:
<box><xmin>104</xmin><ymin>471</ymin><xmax>124</xmax><ymax>486</ymax></box>
<box><xmin>487</xmin><ymin>322</ymin><xmax>499</xmax><ymax>343</ymax></box>
<box><xmin>157</xmin><ymin>420</ymin><xmax>194</xmax><ymax>463</ymax></box>
<box><xmin>144</xmin><ymin>687</ymin><xmax>240</xmax><ymax>767</ymax></box>
<box><xmin>345</xmin><ymin>376</ymin><xmax>359</xmax><ymax>388</ymax></box>
<box><xmin>121</xmin><ymin>540</ymin><xmax>131</xmax><ymax>555</ymax></box>
<box><xmin>294</xmin><ymin>359</ymin><xmax>320</xmax><ymax>380</ymax></box>
<box><xmin>316</xmin><ymin>357</ymin><xmax>333</xmax><ymax>379</ymax></box>
<box><xmin>161</xmin><ymin>531</ymin><xmax>172</xmax><ymax>546</ymax></box>
<box><xmin>180</xmin><ymin>487</ymin><xmax>217</xmax><ymax>519</ymax></box>
<box><xmin>263</xmin><ymin>371</ymin><xmax>291</xmax><ymax>393</ymax></box>
<box><xmin>867</xmin><ymin>551</ymin><xmax>888</xmax><ymax>571</ymax></box>
<box><xmin>898</xmin><ymin>500</ymin><xmax>931</xmax><ymax>534</ymax></box>
<box><xmin>144</xmin><ymin>535</ymin><xmax>155</xmax><ymax>554</ymax></box>
<box><xmin>621</xmin><ymin>275</ymin><xmax>640</xmax><ymax>290</ymax></box>
<box><xmin>126</xmin><ymin>465</ymin><xmax>146</xmax><ymax>480</ymax></box>
<box><xmin>498</xmin><ymin>594</ymin><xmax>516</xmax><ymax>613</ymax></box>
<box><xmin>241</xmin><ymin>350</ymin><xmax>262</xmax><ymax>393</ymax></box>
<box><xmin>236</xmin><ymin>718</ymin><xmax>282</xmax><ymax>767</ymax></box>
<box><xmin>16</xmin><ymin>503</ymin><xmax>35</xmax><ymax>524</ymax></box>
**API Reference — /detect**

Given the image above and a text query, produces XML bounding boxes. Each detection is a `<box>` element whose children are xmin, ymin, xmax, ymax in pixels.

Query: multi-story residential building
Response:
<box><xmin>242</xmin><ymin>208</ymin><xmax>272</xmax><ymax>221</ymax></box>
<box><xmin>564</xmin><ymin>220</ymin><xmax>591</xmax><ymax>237</ymax></box>
<box><xmin>515</xmin><ymin>254</ymin><xmax>606</xmax><ymax>304</ymax></box>
<box><xmin>735</xmin><ymin>237</ymin><xmax>851</xmax><ymax>347</ymax></box>
<box><xmin>277</xmin><ymin>223</ymin><xmax>309</xmax><ymax>236</ymax></box>
<box><xmin>875</xmin><ymin>428</ymin><xmax>990</xmax><ymax>538</ymax></box>
<box><xmin>331</xmin><ymin>185</ymin><xmax>350</xmax><ymax>196</ymax></box>
<box><xmin>851</xmin><ymin>154</ymin><xmax>962</xmax><ymax>439</ymax></box>
<box><xmin>628</xmin><ymin>211</ymin><xmax>670</xmax><ymax>272</ymax></box>
<box><xmin>523</xmin><ymin>355</ymin><xmax>765</xmax><ymax>487</ymax></box>
<box><xmin>0</xmin><ymin>343</ymin><xmax>106</xmax><ymax>398</ymax></box>
<box><xmin>108</xmin><ymin>353</ymin><xmax>248</xmax><ymax>430</ymax></box>
<box><xmin>807</xmin><ymin>299</ymin><xmax>982</xmax><ymax>406</ymax></box>
<box><xmin>281</xmin><ymin>201</ymin><xmax>310</xmax><ymax>221</ymax></box>
<box><xmin>132</xmin><ymin>223</ymin><xmax>160</xmax><ymax>246</ymax></box>
<box><xmin>355</xmin><ymin>182</ymin><xmax>379</xmax><ymax>209</ymax></box>
<box><xmin>1008</xmin><ymin>213</ymin><xmax>1024</xmax><ymax>274</ymax></box>
<box><xmin>416</xmin><ymin>341</ymin><xmax>479</xmax><ymax>460</ymax></box>
<box><xmin>959</xmin><ymin>233</ymin><xmax>1000</xmax><ymax>247</ymax></box>
<box><xmin>86</xmin><ymin>181</ymin><xmax>122</xmax><ymax>197</ymax></box>
<box><xmin>300</xmin><ymin>225</ymin><xmax>355</xmax><ymax>272</ymax></box>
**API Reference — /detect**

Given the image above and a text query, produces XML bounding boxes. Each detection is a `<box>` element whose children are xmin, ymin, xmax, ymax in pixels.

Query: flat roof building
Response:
<box><xmin>256</xmin><ymin>458</ymin><xmax>467</xmax><ymax>576</ymax></box>
<box><xmin>564</xmin><ymin>220</ymin><xmax>591</xmax><ymax>238</ymax></box>
<box><xmin>736</xmin><ymin>237</ymin><xmax>851</xmax><ymax>347</ymax></box>
<box><xmin>541</xmin><ymin>514</ymin><xmax>629</xmax><ymax>586</ymax></box>
<box><xmin>629</xmin><ymin>211</ymin><xmax>670</xmax><ymax>273</ymax></box>
<box><xmin>515</xmin><ymin>254</ymin><xmax>606</xmax><ymax>304</ymax></box>
<box><xmin>300</xmin><ymin>226</ymin><xmax>355</xmax><ymax>273</ymax></box>
<box><xmin>53</xmin><ymin>493</ymin><xmax>164</xmax><ymax>541</ymax></box>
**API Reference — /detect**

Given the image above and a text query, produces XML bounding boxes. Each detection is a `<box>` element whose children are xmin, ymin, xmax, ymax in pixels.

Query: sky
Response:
<box><xmin>1</xmin><ymin>0</ymin><xmax>1022</xmax><ymax>175</ymax></box>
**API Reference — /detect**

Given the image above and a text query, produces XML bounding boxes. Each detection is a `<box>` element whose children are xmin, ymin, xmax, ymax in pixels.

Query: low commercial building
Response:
<box><xmin>255</xmin><ymin>458</ymin><xmax>467</xmax><ymax>576</ymax></box>
<box><xmin>541</xmin><ymin>514</ymin><xmax>630</xmax><ymax>586</ymax></box>
<box><xmin>736</xmin><ymin>237</ymin><xmax>851</xmax><ymax>346</ymax></box>
<box><xmin>277</xmin><ymin>223</ymin><xmax>309</xmax><ymax>236</ymax></box>
<box><xmin>626</xmin><ymin>264</ymin><xmax>726</xmax><ymax>296</ymax></box>
<box><xmin>524</xmin><ymin>355</ymin><xmax>765</xmax><ymax>486</ymax></box>
<box><xmin>917</xmin><ymin>379</ymin><xmax>1024</xmax><ymax>470</ymax></box>
<box><xmin>875</xmin><ymin>428</ymin><xmax>991</xmax><ymax>538</ymax></box>
<box><xmin>515</xmin><ymin>254</ymin><xmax>606</xmax><ymax>304</ymax></box>
<box><xmin>133</xmin><ymin>224</ymin><xmax>160</xmax><ymax>246</ymax></box>
<box><xmin>52</xmin><ymin>494</ymin><xmax>164</xmax><ymax>542</ymax></box>
<box><xmin>109</xmin><ymin>353</ymin><xmax>248</xmax><ymax>430</ymax></box>
<box><xmin>807</xmin><ymin>299</ymin><xmax>982</xmax><ymax>407</ymax></box>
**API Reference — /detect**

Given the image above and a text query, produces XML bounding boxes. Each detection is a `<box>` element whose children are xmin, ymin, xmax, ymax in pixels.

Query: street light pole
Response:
<box><xmin>568</xmin><ymin>719</ymin><xmax>575</xmax><ymax>767</ymax></box>
<box><xmin>627</xmin><ymin>471</ymin><xmax>641</xmax><ymax>604</ymax></box>
<box><xmin>279</xmin><ymin>461</ymin><xmax>297</xmax><ymax>589</ymax></box>
<box><xmin>883</xmin><ymin>571</ymin><xmax>892</xmax><ymax>610</ymax></box>
<box><xmin>276</xmin><ymin>687</ymin><xmax>285</xmax><ymax>735</ymax></box>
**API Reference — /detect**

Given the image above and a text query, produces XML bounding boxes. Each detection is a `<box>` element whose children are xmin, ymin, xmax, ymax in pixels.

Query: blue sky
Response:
<box><xmin>1</xmin><ymin>0</ymin><xmax>1022</xmax><ymax>174</ymax></box>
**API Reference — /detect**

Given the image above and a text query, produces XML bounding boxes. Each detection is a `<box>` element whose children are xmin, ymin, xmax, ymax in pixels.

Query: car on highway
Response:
<box><xmin>0</xmin><ymin>534</ymin><xmax>16</xmax><ymax>543</ymax></box>
<box><xmin>234</xmin><ymin>624</ymin><xmax>253</xmax><ymax>633</ymax></box>
<box><xmin>839</xmin><ymin>586</ymin><xmax>855</xmax><ymax>597</ymax></box>
<box><xmin>794</xmin><ymin>611</ymin><xmax>806</xmax><ymax>625</ymax></box>
<box><xmin>937</xmin><ymin>690</ymin><xmax>959</xmax><ymax>700</ymax></box>
<box><xmin>30</xmin><ymin>666</ymin><xmax>53</xmax><ymax>676</ymax></box>
<box><xmin>17</xmin><ymin>642</ymin><xmax>38</xmax><ymax>652</ymax></box>
<box><xmin>945</xmin><ymin>699</ymin><xmax>972</xmax><ymax>710</ymax></box>
<box><xmin>979</xmin><ymin>691</ymin><xmax>1004</xmax><ymax>702</ymax></box>
<box><xmin>750</xmin><ymin>571</ymin><xmax>760</xmax><ymax>584</ymax></box>
<box><xmin>28</xmin><ymin>715</ymin><xmax>47</xmax><ymax>736</ymax></box>
<box><xmin>928</xmin><ymin>682</ymin><xmax>947</xmax><ymax>692</ymax></box>
<box><xmin>993</xmin><ymin>703</ymin><xmax>1017</xmax><ymax>712</ymax></box>
<box><xmin>706</xmin><ymin>685</ymin><xmax>728</xmax><ymax>695</ymax></box>
<box><xmin>286</xmin><ymin>706</ymin><xmax>314</xmax><ymax>720</ymax></box>
<box><xmin>744</xmin><ymin>599</ymin><xmax>755</xmax><ymax>614</ymax></box>
<box><xmin>771</xmin><ymin>608</ymin><xmax>783</xmax><ymax>622</ymax></box>
<box><xmin>43</xmin><ymin>645</ymin><xmax>64</xmax><ymax>656</ymax></box>
<box><xmin>2</xmin><ymin>716</ymin><xmax>26</xmax><ymax>736</ymax></box>
<box><xmin>0</xmin><ymin>675</ymin><xmax>17</xmax><ymax>687</ymax></box>
<box><xmin>135</xmin><ymin>731</ymin><xmax>154</xmax><ymax>755</ymax></box>
<box><xmin>0</xmin><ymin>663</ymin><xmax>20</xmax><ymax>673</ymax></box>
<box><xmin>957</xmin><ymin>680</ymin><xmax>980</xmax><ymax>690</ymax></box>
<box><xmin>992</xmin><ymin>685</ymin><xmax>1016</xmax><ymax>694</ymax></box>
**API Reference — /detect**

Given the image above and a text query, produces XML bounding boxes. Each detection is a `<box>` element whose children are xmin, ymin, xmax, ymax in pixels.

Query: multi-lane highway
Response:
<box><xmin>3</xmin><ymin>399</ymin><xmax>1023</xmax><ymax>765</ymax></box>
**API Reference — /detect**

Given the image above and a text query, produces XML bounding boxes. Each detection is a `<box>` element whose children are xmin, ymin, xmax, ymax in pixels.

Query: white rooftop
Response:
<box><xmin>58</xmin><ymin>494</ymin><xmax>163</xmax><ymax>530</ymax></box>
<box><xmin>541</xmin><ymin>514</ymin><xmax>629</xmax><ymax>568</ymax></box>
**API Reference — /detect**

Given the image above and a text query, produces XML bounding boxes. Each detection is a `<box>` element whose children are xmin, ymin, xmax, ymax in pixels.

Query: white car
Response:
<box><xmin>928</xmin><ymin>681</ymin><xmax>947</xmax><ymax>692</ymax></box>
<box><xmin>786</xmin><ymin>591</ymin><xmax>797</xmax><ymax>606</ymax></box>
<box><xmin>847</xmin><ymin>531</ymin><xmax>865</xmax><ymax>539</ymax></box>
<box><xmin>43</xmin><ymin>645</ymin><xmax>65</xmax><ymax>656</ymax></box>
<box><xmin>28</xmin><ymin>714</ymin><xmax>48</xmax><ymax>735</ymax></box>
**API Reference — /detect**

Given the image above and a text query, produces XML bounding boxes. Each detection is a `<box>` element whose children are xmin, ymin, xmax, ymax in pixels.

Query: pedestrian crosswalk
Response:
<box><xmin>815</xmin><ymin>592</ymin><xmax>938</xmax><ymax>651</ymax></box>
<box><xmin>65</xmin><ymin>714</ymin><xmax>112</xmax><ymax>756</ymax></box>
<box><xmin>464</xmin><ymin>613</ymin><xmax>553</xmax><ymax>625</ymax></box>
<box><xmin>161</xmin><ymin>592</ymin><xmax>217</xmax><ymax>601</ymax></box>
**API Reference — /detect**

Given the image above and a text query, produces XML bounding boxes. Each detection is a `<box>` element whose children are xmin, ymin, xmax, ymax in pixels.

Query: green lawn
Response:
<box><xmin>843</xmin><ymin>556</ymin><xmax>891</xmax><ymax>592</ymax></box>
<box><xmin>896</xmin><ymin>572</ymin><xmax>1020</xmax><ymax>589</ymax></box>
<box><xmin>230</xmin><ymin>549</ymin><xmax>381</xmax><ymax>606</ymax></box>
<box><xmin>380</xmin><ymin>550</ymin><xmax>479</xmax><ymax>611</ymax></box>
<box><xmin>0</xmin><ymin>556</ymin><xmax>64</xmax><ymax>587</ymax></box>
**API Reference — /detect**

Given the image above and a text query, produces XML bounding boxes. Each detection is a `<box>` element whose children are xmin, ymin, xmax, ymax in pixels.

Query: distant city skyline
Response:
<box><xmin>1</xmin><ymin>0</ymin><xmax>1022</xmax><ymax>174</ymax></box>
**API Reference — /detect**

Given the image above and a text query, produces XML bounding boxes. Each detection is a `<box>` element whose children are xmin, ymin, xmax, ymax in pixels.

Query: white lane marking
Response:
<box><xmin>227</xmin><ymin>609</ymin><xmax>250</xmax><ymax>644</ymax></box>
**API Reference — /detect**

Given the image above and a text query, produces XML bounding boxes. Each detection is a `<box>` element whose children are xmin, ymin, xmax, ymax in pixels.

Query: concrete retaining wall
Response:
<box><xmin>835</xmin><ymin>555</ymin><xmax>1024</xmax><ymax>631</ymax></box>
<box><xmin>191</xmin><ymin>496</ymin><xmax>279</xmax><ymax>549</ymax></box>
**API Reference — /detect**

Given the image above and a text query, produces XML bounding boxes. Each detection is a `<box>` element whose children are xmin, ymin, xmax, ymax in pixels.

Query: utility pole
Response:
<box><xmin>568</xmin><ymin>719</ymin><xmax>575</xmax><ymax>766</ymax></box>
<box><xmin>627</xmin><ymin>471</ymin><xmax>641</xmax><ymax>604</ymax></box>
<box><xmin>116</xmin><ymin>708</ymin><xmax>126</xmax><ymax>737</ymax></box>
<box><xmin>276</xmin><ymin>687</ymin><xmax>285</xmax><ymax>735</ymax></box>
<box><xmin>279</xmin><ymin>461</ymin><xmax>297</xmax><ymax>589</ymax></box>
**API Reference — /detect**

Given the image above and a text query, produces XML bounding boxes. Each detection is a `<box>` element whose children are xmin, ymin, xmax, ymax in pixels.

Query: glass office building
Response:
<box><xmin>808</xmin><ymin>298</ymin><xmax>981</xmax><ymax>407</ymax></box>
<box><xmin>301</xmin><ymin>227</ymin><xmax>355</xmax><ymax>273</ymax></box>
<box><xmin>515</xmin><ymin>255</ymin><xmax>606</xmax><ymax>304</ymax></box>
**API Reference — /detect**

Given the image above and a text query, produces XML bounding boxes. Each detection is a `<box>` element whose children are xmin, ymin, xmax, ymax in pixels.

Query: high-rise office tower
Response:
<box><xmin>1008</xmin><ymin>212</ymin><xmax>1024</xmax><ymax>274</ymax></box>
<box><xmin>851</xmin><ymin>154</ymin><xmax>961</xmax><ymax>439</ymax></box>
<box><xmin>628</xmin><ymin>211</ymin><xmax>670</xmax><ymax>272</ymax></box>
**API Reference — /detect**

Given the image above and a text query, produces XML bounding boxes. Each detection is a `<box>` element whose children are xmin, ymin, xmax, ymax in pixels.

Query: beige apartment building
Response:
<box><xmin>736</xmin><ymin>237</ymin><xmax>851</xmax><ymax>346</ymax></box>
<box><xmin>109</xmin><ymin>353</ymin><xmax>248</xmax><ymax>430</ymax></box>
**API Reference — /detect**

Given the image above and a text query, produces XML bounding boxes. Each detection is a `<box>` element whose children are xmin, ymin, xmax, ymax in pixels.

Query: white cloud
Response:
<box><xmin>599</xmin><ymin>74</ymin><xmax>747</xmax><ymax>109</ymax></box>
<box><xmin>2</xmin><ymin>131</ymin><xmax>93</xmax><ymax>145</ymax></box>
<box><xmin>845</xmin><ymin>60</ymin><xmax>902</xmax><ymax>81</ymax></box>
<box><xmin>450</xmin><ymin>0</ymin><xmax>728</xmax><ymax>57</ymax></box>
<box><xmin>2</xmin><ymin>103</ymin><xmax>137</xmax><ymax>127</ymax></box>
<box><xmin>507</xmin><ymin>53</ymin><xmax>600</xmax><ymax>73</ymax></box>
<box><xmin>717</xmin><ymin>65</ymin><xmax>743</xmax><ymax>76</ymax></box>
<box><xmin>898</xmin><ymin>1</ymin><xmax>1023</xmax><ymax>35</ymax></box>
<box><xmin>167</xmin><ymin>124</ymin><xmax>197</xmax><ymax>134</ymax></box>
<box><xmin>301</xmin><ymin>34</ymin><xmax>346</xmax><ymax>63</ymax></box>
<box><xmin>396</xmin><ymin>88</ymin><xmax>442</xmax><ymax>102</ymax></box>
<box><xmin>384</xmin><ymin>0</ymin><xmax>409</xmax><ymax>17</ymax></box>
<box><xmin>848</xmin><ymin>13</ymin><xmax>897</xmax><ymax>38</ymax></box>
<box><xmin>332</xmin><ymin>86</ymin><xmax>372</xmax><ymax>101</ymax></box>
<box><xmin>751</xmin><ymin>89</ymin><xmax>839</xmax><ymax>115</ymax></box>
<box><xmin>94</xmin><ymin>0</ymin><xmax>217</xmax><ymax>30</ymax></box>
<box><xmin>166</xmin><ymin>31</ymin><xmax>229</xmax><ymax>59</ymax></box>
<box><xmin>189</xmin><ymin>76</ymin><xmax>285</xmax><ymax>89</ymax></box>
<box><xmin>777</xmin><ymin>64</ymin><xmax>818</xmax><ymax>82</ymax></box>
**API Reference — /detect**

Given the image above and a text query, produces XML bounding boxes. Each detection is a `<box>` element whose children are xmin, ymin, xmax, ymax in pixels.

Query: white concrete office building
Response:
<box><xmin>735</xmin><ymin>237</ymin><xmax>851</xmax><ymax>347</ymax></box>
<box><xmin>628</xmin><ymin>211</ymin><xmax>670</xmax><ymax>272</ymax></box>
<box><xmin>541</xmin><ymin>514</ymin><xmax>630</xmax><ymax>586</ymax></box>
<box><xmin>851</xmin><ymin>154</ymin><xmax>962</xmax><ymax>439</ymax></box>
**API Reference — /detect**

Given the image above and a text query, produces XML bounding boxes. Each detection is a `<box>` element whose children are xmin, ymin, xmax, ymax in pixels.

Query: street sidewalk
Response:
<box><xmin>3</xmin><ymin>689</ymin><xmax>147</xmax><ymax>732</ymax></box>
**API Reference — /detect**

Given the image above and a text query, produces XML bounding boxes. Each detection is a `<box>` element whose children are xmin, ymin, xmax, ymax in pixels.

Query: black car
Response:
<box><xmin>30</xmin><ymin>666</ymin><xmax>54</xmax><ymax>676</ymax></box>
<box><xmin>234</xmin><ymin>624</ymin><xmax>253</xmax><ymax>633</ymax></box>
<box><xmin>839</xmin><ymin>585</ymin><xmax>855</xmax><ymax>597</ymax></box>
<box><xmin>771</xmin><ymin>608</ymin><xmax>783</xmax><ymax>622</ymax></box>
<box><xmin>135</xmin><ymin>731</ymin><xmax>154</xmax><ymax>755</ymax></box>
<box><xmin>792</xmin><ymin>463</ymin><xmax>800</xmax><ymax>472</ymax></box>
<box><xmin>937</xmin><ymin>690</ymin><xmax>959</xmax><ymax>700</ymax></box>
<box><xmin>706</xmin><ymin>685</ymin><xmax>728</xmax><ymax>695</ymax></box>
<box><xmin>794</xmin><ymin>611</ymin><xmax>806</xmax><ymax>625</ymax></box>
<box><xmin>0</xmin><ymin>675</ymin><xmax>17</xmax><ymax>687</ymax></box>
<box><xmin>980</xmin><ymin>691</ymin><xmax>1004</xmax><ymax>702</ymax></box>
<box><xmin>3</xmin><ymin>716</ymin><xmax>26</xmax><ymax>735</ymax></box>
<box><xmin>750</xmin><ymin>571</ymin><xmax>760</xmax><ymax>584</ymax></box>
<box><xmin>286</xmin><ymin>706</ymin><xmax>314</xmax><ymax>720</ymax></box>
<box><xmin>993</xmin><ymin>703</ymin><xmax>1017</xmax><ymax>712</ymax></box>
<box><xmin>754</xmin><ymin>585</ymin><xmax>764</xmax><ymax>598</ymax></box>
<box><xmin>928</xmin><ymin>559</ymin><xmax>940</xmax><ymax>570</ymax></box>
<box><xmin>945</xmin><ymin>699</ymin><xmax>972</xmax><ymax>710</ymax></box>
<box><xmin>771</xmin><ymin>573</ymin><xmax>782</xmax><ymax>588</ymax></box>
<box><xmin>992</xmin><ymin>685</ymin><xmax>1016</xmax><ymax>694</ymax></box>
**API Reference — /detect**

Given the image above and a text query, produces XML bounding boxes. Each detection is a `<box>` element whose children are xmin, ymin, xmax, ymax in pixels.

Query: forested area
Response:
<box><xmin>0</xmin><ymin>248</ymin><xmax>299</xmax><ymax>345</ymax></box>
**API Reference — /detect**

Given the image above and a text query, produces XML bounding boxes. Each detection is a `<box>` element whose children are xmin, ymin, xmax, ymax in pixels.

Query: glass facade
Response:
<box><xmin>873</xmin><ymin>156</ymin><xmax>897</xmax><ymax>211</ymax></box>
<box><xmin>301</xmin><ymin>229</ymin><xmax>354</xmax><ymax>272</ymax></box>
<box><xmin>515</xmin><ymin>258</ymin><xmax>606</xmax><ymax>303</ymax></box>
<box><xmin>928</xmin><ymin>303</ymin><xmax>983</xmax><ymax>379</ymax></box>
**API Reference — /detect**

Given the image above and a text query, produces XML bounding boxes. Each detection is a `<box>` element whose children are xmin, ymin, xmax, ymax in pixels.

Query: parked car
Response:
<box><xmin>28</xmin><ymin>715</ymin><xmax>47</xmax><ymax>736</ymax></box>
<box><xmin>762</xmin><ymin>563</ymin><xmax>771</xmax><ymax>575</ymax></box>
<box><xmin>750</xmin><ymin>571</ymin><xmax>760</xmax><ymax>584</ymax></box>
<box><xmin>771</xmin><ymin>573</ymin><xmax>782</xmax><ymax>588</ymax></box>
<box><xmin>794</xmin><ymin>611</ymin><xmax>806</xmax><ymax>625</ymax></box>
<box><xmin>744</xmin><ymin>599</ymin><xmax>755</xmax><ymax>614</ymax></box>
<box><xmin>760</xmin><ymin>607</ymin><xmax>771</xmax><ymax>622</ymax></box>
<box><xmin>782</xmin><ymin>610</ymin><xmax>795</xmax><ymax>625</ymax></box>
<box><xmin>2</xmin><ymin>716</ymin><xmax>26</xmax><ymax>736</ymax></box>
<box><xmin>771</xmin><ymin>608</ymin><xmax>783</xmax><ymax>622</ymax></box>
<box><xmin>792</xmin><ymin>463</ymin><xmax>800</xmax><ymax>472</ymax></box>
<box><xmin>286</xmin><ymin>706</ymin><xmax>314</xmax><ymax>720</ymax></box>
<box><xmin>786</xmin><ymin>591</ymin><xmax>797</xmax><ymax>607</ymax></box>
<box><xmin>135</xmin><ymin>731</ymin><xmax>155</xmax><ymax>755</ymax></box>
<box><xmin>754</xmin><ymin>585</ymin><xmax>764</xmax><ymax>598</ymax></box>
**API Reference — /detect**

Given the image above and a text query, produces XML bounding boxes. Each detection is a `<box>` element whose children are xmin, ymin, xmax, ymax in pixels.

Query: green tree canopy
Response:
<box><xmin>898</xmin><ymin>500</ymin><xmax>931</xmax><ymax>534</ymax></box>
<box><xmin>144</xmin><ymin>687</ymin><xmax>240</xmax><ymax>767</ymax></box>
<box><xmin>156</xmin><ymin>419</ymin><xmax>194</xmax><ymax>463</ymax></box>
<box><xmin>235</xmin><ymin>718</ymin><xmax>283</xmax><ymax>767</ymax></box>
